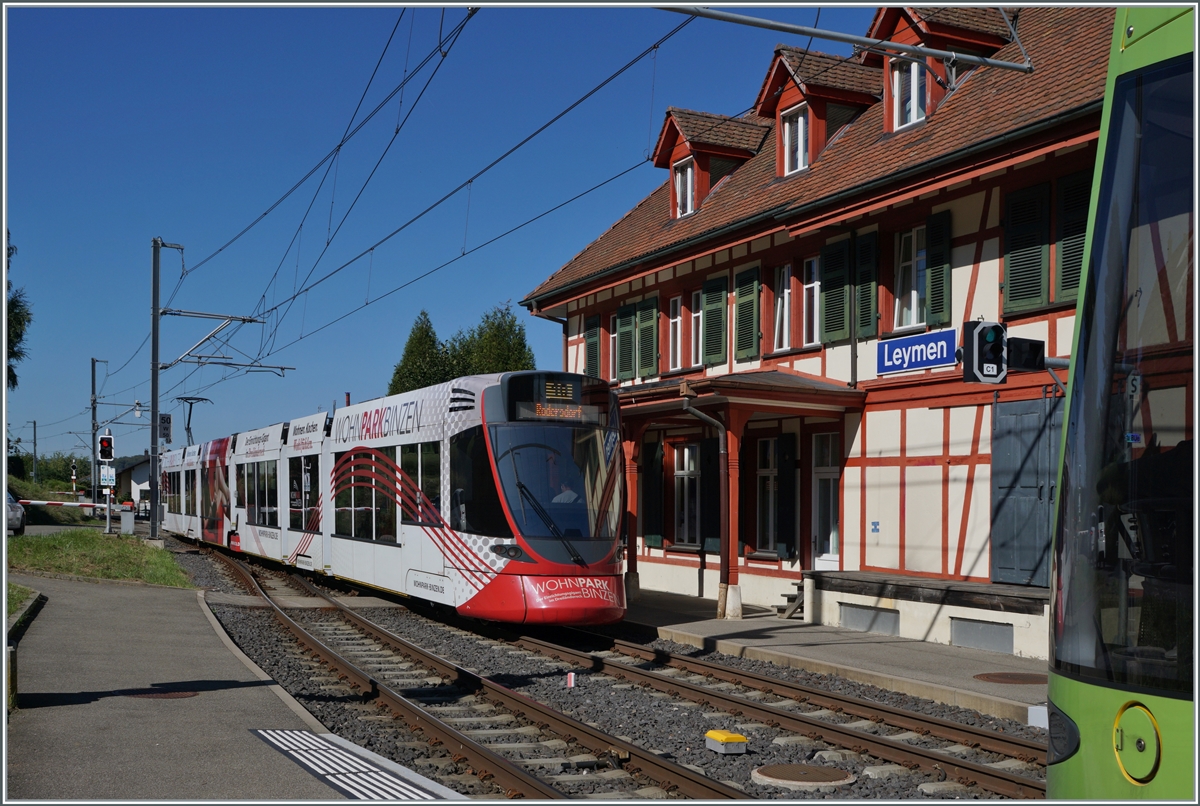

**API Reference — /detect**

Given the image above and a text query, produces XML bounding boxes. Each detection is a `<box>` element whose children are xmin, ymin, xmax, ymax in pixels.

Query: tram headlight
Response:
<box><xmin>1047</xmin><ymin>699</ymin><xmax>1080</xmax><ymax>764</ymax></box>
<box><xmin>491</xmin><ymin>543</ymin><xmax>526</xmax><ymax>561</ymax></box>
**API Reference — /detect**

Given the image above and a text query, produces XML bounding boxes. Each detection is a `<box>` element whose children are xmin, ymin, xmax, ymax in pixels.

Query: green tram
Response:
<box><xmin>1047</xmin><ymin>7</ymin><xmax>1194</xmax><ymax>800</ymax></box>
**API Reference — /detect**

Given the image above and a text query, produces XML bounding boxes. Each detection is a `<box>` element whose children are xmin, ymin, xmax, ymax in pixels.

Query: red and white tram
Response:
<box><xmin>160</xmin><ymin>372</ymin><xmax>627</xmax><ymax>625</ymax></box>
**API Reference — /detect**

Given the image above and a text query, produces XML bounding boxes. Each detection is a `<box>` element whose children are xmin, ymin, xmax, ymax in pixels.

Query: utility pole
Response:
<box><xmin>91</xmin><ymin>358</ymin><xmax>104</xmax><ymax>505</ymax></box>
<box><xmin>150</xmin><ymin>239</ymin><xmax>166</xmax><ymax>539</ymax></box>
<box><xmin>26</xmin><ymin>420</ymin><xmax>37</xmax><ymax>483</ymax></box>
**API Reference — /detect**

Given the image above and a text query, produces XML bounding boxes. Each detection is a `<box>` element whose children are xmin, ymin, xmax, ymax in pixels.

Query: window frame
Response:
<box><xmin>802</xmin><ymin>257</ymin><xmax>821</xmax><ymax>347</ymax></box>
<box><xmin>772</xmin><ymin>264</ymin><xmax>792</xmax><ymax>352</ymax></box>
<box><xmin>782</xmin><ymin>103</ymin><xmax>809</xmax><ymax>174</ymax></box>
<box><xmin>893</xmin><ymin>225</ymin><xmax>928</xmax><ymax>330</ymax></box>
<box><xmin>892</xmin><ymin>58</ymin><xmax>927</xmax><ymax>129</ymax></box>
<box><xmin>690</xmin><ymin>290</ymin><xmax>703</xmax><ymax>367</ymax></box>
<box><xmin>756</xmin><ymin>437</ymin><xmax>779</xmax><ymax>551</ymax></box>
<box><xmin>673</xmin><ymin>157</ymin><xmax>696</xmax><ymax>217</ymax></box>
<box><xmin>673</xmin><ymin>442</ymin><xmax>701</xmax><ymax>546</ymax></box>
<box><xmin>609</xmin><ymin>314</ymin><xmax>618</xmax><ymax>381</ymax></box>
<box><xmin>668</xmin><ymin>295</ymin><xmax>682</xmax><ymax>370</ymax></box>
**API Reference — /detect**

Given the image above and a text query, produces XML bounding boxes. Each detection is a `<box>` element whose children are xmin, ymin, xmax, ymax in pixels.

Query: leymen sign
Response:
<box><xmin>876</xmin><ymin>329</ymin><xmax>957</xmax><ymax>375</ymax></box>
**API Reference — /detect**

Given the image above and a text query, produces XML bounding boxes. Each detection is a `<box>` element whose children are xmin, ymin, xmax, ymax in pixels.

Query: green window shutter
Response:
<box><xmin>584</xmin><ymin>316</ymin><xmax>600</xmax><ymax>378</ymax></box>
<box><xmin>702</xmin><ymin>278</ymin><xmax>728</xmax><ymax>365</ymax></box>
<box><xmin>925</xmin><ymin>210</ymin><xmax>952</xmax><ymax>327</ymax></box>
<box><xmin>819</xmin><ymin>240</ymin><xmax>850</xmax><ymax>343</ymax></box>
<box><xmin>1004</xmin><ymin>184</ymin><xmax>1050</xmax><ymax>313</ymax></box>
<box><xmin>734</xmin><ymin>267</ymin><xmax>761</xmax><ymax>360</ymax></box>
<box><xmin>636</xmin><ymin>298</ymin><xmax>659</xmax><ymax>378</ymax></box>
<box><xmin>1055</xmin><ymin>171</ymin><xmax>1090</xmax><ymax>303</ymax></box>
<box><xmin>616</xmin><ymin>305</ymin><xmax>636</xmax><ymax>381</ymax></box>
<box><xmin>854</xmin><ymin>231</ymin><xmax>879</xmax><ymax>338</ymax></box>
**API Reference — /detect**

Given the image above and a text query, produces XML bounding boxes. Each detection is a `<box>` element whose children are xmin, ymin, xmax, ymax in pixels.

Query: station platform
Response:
<box><xmin>624</xmin><ymin>588</ymin><xmax>1050</xmax><ymax>727</ymax></box>
<box><xmin>5</xmin><ymin>572</ymin><xmax>457</xmax><ymax>800</ymax></box>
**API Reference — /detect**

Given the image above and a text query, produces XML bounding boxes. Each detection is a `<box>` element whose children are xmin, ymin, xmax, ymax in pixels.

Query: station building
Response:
<box><xmin>522</xmin><ymin>7</ymin><xmax>1117</xmax><ymax>659</ymax></box>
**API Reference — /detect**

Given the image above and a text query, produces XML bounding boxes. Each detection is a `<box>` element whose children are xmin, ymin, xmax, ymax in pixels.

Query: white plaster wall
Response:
<box><xmin>958</xmin><ymin>464</ymin><xmax>992</xmax><ymax>580</ymax></box>
<box><xmin>1144</xmin><ymin>385</ymin><xmax>1188</xmax><ymax>447</ymax></box>
<box><xmin>568</xmin><ymin>342</ymin><xmax>584</xmax><ymax>374</ymax></box>
<box><xmin>1007</xmin><ymin>320</ymin><xmax>1049</xmax><ymax>347</ymax></box>
<box><xmin>845</xmin><ymin>412</ymin><xmax>864</xmax><ymax>459</ymax></box>
<box><xmin>639</xmin><ymin>560</ymin><xmax>720</xmax><ymax>600</ymax></box>
<box><xmin>737</xmin><ymin>572</ymin><xmax>799</xmax><ymax>609</ymax></box>
<box><xmin>825</xmin><ymin>343</ymin><xmax>852</xmax><ymax>383</ymax></box>
<box><xmin>865</xmin><ymin>466</ymin><xmax>900</xmax><ymax>568</ymax></box>
<box><xmin>933</xmin><ymin>191</ymin><xmax>986</xmax><ymax>238</ymax></box>
<box><xmin>948</xmin><ymin>406</ymin><xmax>989</xmax><ymax>456</ymax></box>
<box><xmin>971</xmin><ymin>239</ymin><xmax>1001</xmax><ymax>322</ymax></box>
<box><xmin>855</xmin><ymin>341</ymin><xmax>878</xmax><ymax>382</ymax></box>
<box><xmin>904</xmin><ymin>465</ymin><xmax>943</xmax><ymax>574</ymax></box>
<box><xmin>811</xmin><ymin>589</ymin><xmax>1049</xmax><ymax>660</ymax></box>
<box><xmin>950</xmin><ymin>243</ymin><xmax>976</xmax><ymax>327</ymax></box>
<box><xmin>906</xmin><ymin>407</ymin><xmax>942</xmax><ymax>457</ymax></box>
<box><xmin>843</xmin><ymin>467</ymin><xmax>862</xmax><ymax>571</ymax></box>
<box><xmin>1055</xmin><ymin>314</ymin><xmax>1075</xmax><ymax>357</ymax></box>
<box><xmin>867</xmin><ymin>409</ymin><xmax>901</xmax><ymax>457</ymax></box>
<box><xmin>793</xmin><ymin>355</ymin><xmax>822</xmax><ymax>377</ymax></box>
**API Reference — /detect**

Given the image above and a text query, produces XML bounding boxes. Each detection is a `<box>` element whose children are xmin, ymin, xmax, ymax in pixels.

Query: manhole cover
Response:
<box><xmin>973</xmin><ymin>672</ymin><xmax>1048</xmax><ymax>685</ymax></box>
<box><xmin>119</xmin><ymin>690</ymin><xmax>199</xmax><ymax>699</ymax></box>
<box><xmin>752</xmin><ymin>764</ymin><xmax>856</xmax><ymax>790</ymax></box>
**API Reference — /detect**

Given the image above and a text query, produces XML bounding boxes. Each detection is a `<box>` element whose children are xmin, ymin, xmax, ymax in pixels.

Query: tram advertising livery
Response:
<box><xmin>160</xmin><ymin>371</ymin><xmax>627</xmax><ymax>625</ymax></box>
<box><xmin>1047</xmin><ymin>8</ymin><xmax>1194</xmax><ymax>800</ymax></box>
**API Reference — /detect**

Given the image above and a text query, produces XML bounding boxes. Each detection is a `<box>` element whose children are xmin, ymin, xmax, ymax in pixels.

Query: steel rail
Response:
<box><xmin>503</xmin><ymin>632</ymin><xmax>1046</xmax><ymax>799</ymax></box>
<box><xmin>288</xmin><ymin>573</ymin><xmax>748</xmax><ymax>800</ymax></box>
<box><xmin>574</xmin><ymin>630</ymin><xmax>1046</xmax><ymax>763</ymax></box>
<box><xmin>212</xmin><ymin>554</ymin><xmax>564</xmax><ymax>799</ymax></box>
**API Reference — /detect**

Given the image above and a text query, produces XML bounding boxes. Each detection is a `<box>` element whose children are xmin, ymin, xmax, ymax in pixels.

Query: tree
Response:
<box><xmin>387</xmin><ymin>305</ymin><xmax>538</xmax><ymax>395</ymax></box>
<box><xmin>6</xmin><ymin>229</ymin><xmax>33</xmax><ymax>390</ymax></box>
<box><xmin>387</xmin><ymin>310</ymin><xmax>451</xmax><ymax>395</ymax></box>
<box><xmin>449</xmin><ymin>303</ymin><xmax>536</xmax><ymax>376</ymax></box>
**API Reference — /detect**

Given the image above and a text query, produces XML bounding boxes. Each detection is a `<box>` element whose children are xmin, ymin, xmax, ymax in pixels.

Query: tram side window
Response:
<box><xmin>288</xmin><ymin>455</ymin><xmax>321</xmax><ymax>531</ymax></box>
<box><xmin>235</xmin><ymin>463</ymin><xmax>246</xmax><ymax>509</ymax></box>
<box><xmin>184</xmin><ymin>470</ymin><xmax>196</xmax><ymax>516</ymax></box>
<box><xmin>449</xmin><ymin>426</ymin><xmax>512</xmax><ymax>538</ymax></box>
<box><xmin>333</xmin><ymin>449</ymin><xmax>397</xmax><ymax>542</ymax></box>
<box><xmin>400</xmin><ymin>441</ymin><xmax>442</xmax><ymax>524</ymax></box>
<box><xmin>165</xmin><ymin>471</ymin><xmax>181</xmax><ymax>514</ymax></box>
<box><xmin>239</xmin><ymin>460</ymin><xmax>278</xmax><ymax>527</ymax></box>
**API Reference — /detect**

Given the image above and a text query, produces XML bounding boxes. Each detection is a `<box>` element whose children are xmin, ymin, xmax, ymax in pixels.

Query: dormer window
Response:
<box><xmin>782</xmin><ymin>104</ymin><xmax>809</xmax><ymax>174</ymax></box>
<box><xmin>674</xmin><ymin>157</ymin><xmax>696</xmax><ymax>217</ymax></box>
<box><xmin>893</xmin><ymin>59</ymin><xmax>927</xmax><ymax>128</ymax></box>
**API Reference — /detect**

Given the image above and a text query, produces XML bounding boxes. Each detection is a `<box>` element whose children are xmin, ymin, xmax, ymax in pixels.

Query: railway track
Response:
<box><xmin>520</xmin><ymin>631</ymin><xmax>1046</xmax><ymax>798</ymax></box>
<box><xmin>212</xmin><ymin>552</ymin><xmax>746</xmax><ymax>799</ymax></box>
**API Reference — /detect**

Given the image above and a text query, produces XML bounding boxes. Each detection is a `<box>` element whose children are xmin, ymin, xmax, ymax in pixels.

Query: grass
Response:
<box><xmin>7</xmin><ymin>476</ymin><xmax>97</xmax><ymax>526</ymax></box>
<box><xmin>7</xmin><ymin>583</ymin><xmax>34</xmax><ymax>617</ymax></box>
<box><xmin>6</xmin><ymin>530</ymin><xmax>193</xmax><ymax>588</ymax></box>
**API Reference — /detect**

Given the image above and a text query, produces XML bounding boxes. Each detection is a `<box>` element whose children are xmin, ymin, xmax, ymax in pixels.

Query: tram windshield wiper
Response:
<box><xmin>515</xmin><ymin>480</ymin><xmax>587</xmax><ymax>566</ymax></box>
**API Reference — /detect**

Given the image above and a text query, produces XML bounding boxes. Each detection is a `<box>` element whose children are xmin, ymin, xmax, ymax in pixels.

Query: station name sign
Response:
<box><xmin>876</xmin><ymin>329</ymin><xmax>957</xmax><ymax>375</ymax></box>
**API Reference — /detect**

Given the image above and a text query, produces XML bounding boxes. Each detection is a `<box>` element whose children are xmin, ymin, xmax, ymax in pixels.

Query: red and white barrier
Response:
<box><xmin>18</xmin><ymin>500</ymin><xmax>117</xmax><ymax>511</ymax></box>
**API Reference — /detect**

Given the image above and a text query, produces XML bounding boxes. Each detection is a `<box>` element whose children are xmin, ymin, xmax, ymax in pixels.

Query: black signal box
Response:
<box><xmin>961</xmin><ymin>321</ymin><xmax>1008</xmax><ymax>384</ymax></box>
<box><xmin>1007</xmin><ymin>337</ymin><xmax>1046</xmax><ymax>372</ymax></box>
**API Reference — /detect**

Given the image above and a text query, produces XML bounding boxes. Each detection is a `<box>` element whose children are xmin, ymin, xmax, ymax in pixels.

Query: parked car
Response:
<box><xmin>8</xmin><ymin>491</ymin><xmax>26</xmax><ymax>536</ymax></box>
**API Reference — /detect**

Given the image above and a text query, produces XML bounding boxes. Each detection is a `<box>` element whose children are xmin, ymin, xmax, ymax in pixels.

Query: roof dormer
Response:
<box><xmin>865</xmin><ymin>7</ymin><xmax>1012</xmax><ymax>133</ymax></box>
<box><xmin>652</xmin><ymin>108</ymin><xmax>770</xmax><ymax>218</ymax></box>
<box><xmin>755</xmin><ymin>47</ymin><xmax>881</xmax><ymax>177</ymax></box>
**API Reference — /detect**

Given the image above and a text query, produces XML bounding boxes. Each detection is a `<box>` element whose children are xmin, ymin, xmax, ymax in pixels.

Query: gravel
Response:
<box><xmin>181</xmin><ymin>547</ymin><xmax>1041</xmax><ymax>799</ymax></box>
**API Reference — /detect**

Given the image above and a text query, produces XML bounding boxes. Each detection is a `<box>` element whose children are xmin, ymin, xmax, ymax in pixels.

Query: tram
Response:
<box><xmin>1047</xmin><ymin>7</ymin><xmax>1194</xmax><ymax>799</ymax></box>
<box><xmin>161</xmin><ymin>371</ymin><xmax>627</xmax><ymax>625</ymax></box>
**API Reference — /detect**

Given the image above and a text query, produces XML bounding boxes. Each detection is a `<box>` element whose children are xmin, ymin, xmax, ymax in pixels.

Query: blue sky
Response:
<box><xmin>5</xmin><ymin>4</ymin><xmax>877</xmax><ymax>460</ymax></box>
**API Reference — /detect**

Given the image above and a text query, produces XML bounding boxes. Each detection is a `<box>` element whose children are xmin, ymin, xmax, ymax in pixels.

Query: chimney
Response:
<box><xmin>345</xmin><ymin>392</ymin><xmax>351</xmax><ymax>407</ymax></box>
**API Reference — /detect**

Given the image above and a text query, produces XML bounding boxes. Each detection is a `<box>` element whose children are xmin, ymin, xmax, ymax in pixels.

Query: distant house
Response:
<box><xmin>523</xmin><ymin>7</ymin><xmax>1116</xmax><ymax>658</ymax></box>
<box><xmin>116</xmin><ymin>456</ymin><xmax>151</xmax><ymax>508</ymax></box>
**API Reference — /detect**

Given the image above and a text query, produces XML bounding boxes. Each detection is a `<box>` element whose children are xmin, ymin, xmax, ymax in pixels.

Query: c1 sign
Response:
<box><xmin>877</xmin><ymin>329</ymin><xmax>957</xmax><ymax>375</ymax></box>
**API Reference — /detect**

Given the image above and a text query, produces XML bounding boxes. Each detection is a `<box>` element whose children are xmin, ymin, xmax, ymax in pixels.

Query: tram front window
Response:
<box><xmin>1052</xmin><ymin>56</ymin><xmax>1193</xmax><ymax>696</ymax></box>
<box><xmin>490</xmin><ymin>423</ymin><xmax>623</xmax><ymax>566</ymax></box>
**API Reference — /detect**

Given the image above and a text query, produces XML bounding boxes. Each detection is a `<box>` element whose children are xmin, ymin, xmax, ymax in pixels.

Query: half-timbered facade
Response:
<box><xmin>522</xmin><ymin>7</ymin><xmax>1116</xmax><ymax>658</ymax></box>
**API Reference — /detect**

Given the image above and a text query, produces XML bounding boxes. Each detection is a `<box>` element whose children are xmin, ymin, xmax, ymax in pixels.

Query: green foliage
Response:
<box><xmin>6</xmin><ymin>529</ymin><xmax>193</xmax><ymax>588</ymax></box>
<box><xmin>7</xmin><ymin>583</ymin><xmax>34</xmax><ymax>618</ymax></box>
<box><xmin>388</xmin><ymin>310</ymin><xmax>452</xmax><ymax>395</ymax></box>
<box><xmin>387</xmin><ymin>304</ymin><xmax>536</xmax><ymax>394</ymax></box>
<box><xmin>7</xmin><ymin>229</ymin><xmax>32</xmax><ymax>390</ymax></box>
<box><xmin>449</xmin><ymin>303</ymin><xmax>537</xmax><ymax>377</ymax></box>
<box><xmin>31</xmin><ymin>452</ymin><xmax>92</xmax><ymax>485</ymax></box>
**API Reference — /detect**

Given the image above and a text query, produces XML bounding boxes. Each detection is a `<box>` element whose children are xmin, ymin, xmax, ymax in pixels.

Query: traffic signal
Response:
<box><xmin>98</xmin><ymin>435</ymin><xmax>115</xmax><ymax>461</ymax></box>
<box><xmin>961</xmin><ymin>321</ymin><xmax>1008</xmax><ymax>384</ymax></box>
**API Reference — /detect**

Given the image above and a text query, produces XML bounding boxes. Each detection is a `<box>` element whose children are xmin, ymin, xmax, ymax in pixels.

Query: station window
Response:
<box><xmin>782</xmin><ymin>104</ymin><xmax>808</xmax><ymax>174</ymax></box>
<box><xmin>674</xmin><ymin>157</ymin><xmax>695</xmax><ymax>217</ymax></box>
<box><xmin>674</xmin><ymin>443</ymin><xmax>701</xmax><ymax>546</ymax></box>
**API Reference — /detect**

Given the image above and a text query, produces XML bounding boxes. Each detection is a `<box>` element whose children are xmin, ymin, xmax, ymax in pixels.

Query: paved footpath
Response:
<box><xmin>5</xmin><ymin>573</ymin><xmax>341</xmax><ymax>800</ymax></box>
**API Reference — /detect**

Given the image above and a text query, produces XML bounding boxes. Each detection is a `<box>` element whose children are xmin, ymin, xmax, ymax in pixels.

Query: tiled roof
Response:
<box><xmin>667</xmin><ymin>107</ymin><xmax>772</xmax><ymax>154</ymax></box>
<box><xmin>777</xmin><ymin>47</ymin><xmax>882</xmax><ymax>98</ymax></box>
<box><xmin>525</xmin><ymin>7</ymin><xmax>1112</xmax><ymax>307</ymax></box>
<box><xmin>911</xmin><ymin>7</ymin><xmax>1015</xmax><ymax>40</ymax></box>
